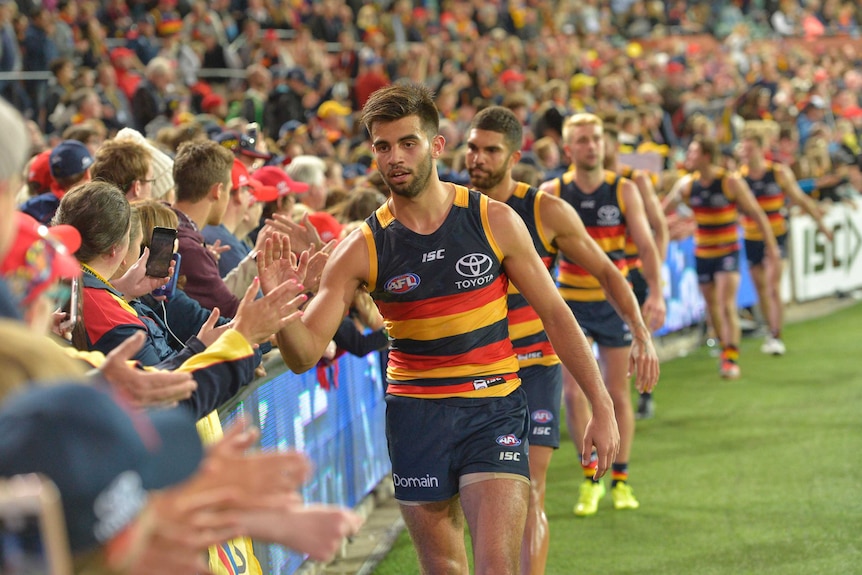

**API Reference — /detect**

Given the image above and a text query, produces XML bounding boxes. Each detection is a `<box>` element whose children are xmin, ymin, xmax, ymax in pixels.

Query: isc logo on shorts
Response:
<box><xmin>496</xmin><ymin>434</ymin><xmax>522</xmax><ymax>447</ymax></box>
<box><xmin>531</xmin><ymin>409</ymin><xmax>554</xmax><ymax>424</ymax></box>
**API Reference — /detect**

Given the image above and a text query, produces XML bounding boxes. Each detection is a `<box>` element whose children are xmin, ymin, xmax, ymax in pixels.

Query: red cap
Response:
<box><xmin>1</xmin><ymin>212</ymin><xmax>82</xmax><ymax>305</ymax></box>
<box><xmin>667</xmin><ymin>61</ymin><xmax>685</xmax><ymax>74</ymax></box>
<box><xmin>253</xmin><ymin>166</ymin><xmax>310</xmax><ymax>196</ymax></box>
<box><xmin>500</xmin><ymin>69</ymin><xmax>526</xmax><ymax>85</ymax></box>
<box><xmin>200</xmin><ymin>93</ymin><xmax>225</xmax><ymax>114</ymax></box>
<box><xmin>307</xmin><ymin>211</ymin><xmax>343</xmax><ymax>243</ymax></box>
<box><xmin>110</xmin><ymin>47</ymin><xmax>135</xmax><ymax>62</ymax></box>
<box><xmin>27</xmin><ymin>150</ymin><xmax>59</xmax><ymax>195</ymax></box>
<box><xmin>246</xmin><ymin>178</ymin><xmax>278</xmax><ymax>202</ymax></box>
<box><xmin>230</xmin><ymin>158</ymin><xmax>250</xmax><ymax>191</ymax></box>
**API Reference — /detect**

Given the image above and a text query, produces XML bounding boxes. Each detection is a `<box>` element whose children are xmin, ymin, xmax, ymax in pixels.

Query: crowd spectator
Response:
<box><xmin>19</xmin><ymin>139</ymin><xmax>92</xmax><ymax>224</ymax></box>
<box><xmin>90</xmin><ymin>137</ymin><xmax>154</xmax><ymax>201</ymax></box>
<box><xmin>131</xmin><ymin>56</ymin><xmax>174</xmax><ymax>134</ymax></box>
<box><xmin>202</xmin><ymin>158</ymin><xmax>274</xmax><ymax>277</ymax></box>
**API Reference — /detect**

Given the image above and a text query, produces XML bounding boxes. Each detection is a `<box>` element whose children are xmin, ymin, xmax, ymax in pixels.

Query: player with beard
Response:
<box><xmin>466</xmin><ymin>106</ymin><xmax>658</xmax><ymax>575</ymax></box>
<box><xmin>540</xmin><ymin>113</ymin><xmax>666</xmax><ymax>517</ymax></box>
<box><xmin>269</xmin><ymin>85</ymin><xmax>620</xmax><ymax>575</ymax></box>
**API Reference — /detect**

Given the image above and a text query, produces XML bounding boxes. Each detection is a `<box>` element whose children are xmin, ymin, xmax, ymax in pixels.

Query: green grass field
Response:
<box><xmin>374</xmin><ymin>302</ymin><xmax>862</xmax><ymax>575</ymax></box>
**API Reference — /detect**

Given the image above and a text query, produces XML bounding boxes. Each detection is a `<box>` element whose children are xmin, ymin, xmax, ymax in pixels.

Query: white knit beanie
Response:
<box><xmin>115</xmin><ymin>127</ymin><xmax>175</xmax><ymax>201</ymax></box>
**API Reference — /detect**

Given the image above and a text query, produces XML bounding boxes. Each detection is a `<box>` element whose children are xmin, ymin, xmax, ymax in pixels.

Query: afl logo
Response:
<box><xmin>496</xmin><ymin>434</ymin><xmax>522</xmax><ymax>447</ymax></box>
<box><xmin>456</xmin><ymin>253</ymin><xmax>493</xmax><ymax>278</ymax></box>
<box><xmin>385</xmin><ymin>273</ymin><xmax>420</xmax><ymax>294</ymax></box>
<box><xmin>531</xmin><ymin>410</ymin><xmax>554</xmax><ymax>424</ymax></box>
<box><xmin>597</xmin><ymin>205</ymin><xmax>620</xmax><ymax>224</ymax></box>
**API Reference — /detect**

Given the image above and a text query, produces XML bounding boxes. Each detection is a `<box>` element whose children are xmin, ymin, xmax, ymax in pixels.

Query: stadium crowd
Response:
<box><xmin>1</xmin><ymin>0</ymin><xmax>861</xmax><ymax>573</ymax></box>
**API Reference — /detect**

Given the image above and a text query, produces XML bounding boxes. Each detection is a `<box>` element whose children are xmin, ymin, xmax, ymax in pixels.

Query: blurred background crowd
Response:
<box><xmin>2</xmin><ymin>0</ymin><xmax>862</xmax><ymax>214</ymax></box>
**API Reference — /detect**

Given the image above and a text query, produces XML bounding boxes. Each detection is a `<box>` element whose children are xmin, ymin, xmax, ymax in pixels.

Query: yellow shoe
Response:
<box><xmin>611</xmin><ymin>482</ymin><xmax>640</xmax><ymax>510</ymax></box>
<box><xmin>573</xmin><ymin>480</ymin><xmax>606</xmax><ymax>517</ymax></box>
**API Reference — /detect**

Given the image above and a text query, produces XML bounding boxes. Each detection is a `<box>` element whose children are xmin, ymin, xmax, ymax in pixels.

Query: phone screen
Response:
<box><xmin>146</xmin><ymin>227</ymin><xmax>177</xmax><ymax>278</ymax></box>
<box><xmin>58</xmin><ymin>278</ymin><xmax>81</xmax><ymax>333</ymax></box>
<box><xmin>0</xmin><ymin>475</ymin><xmax>72</xmax><ymax>575</ymax></box>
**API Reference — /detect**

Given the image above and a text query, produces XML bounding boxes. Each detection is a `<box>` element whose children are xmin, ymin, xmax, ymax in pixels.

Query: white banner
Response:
<box><xmin>789</xmin><ymin>203</ymin><xmax>862</xmax><ymax>301</ymax></box>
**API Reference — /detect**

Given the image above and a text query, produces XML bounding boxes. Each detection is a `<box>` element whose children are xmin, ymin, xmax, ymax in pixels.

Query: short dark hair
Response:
<box><xmin>172</xmin><ymin>140</ymin><xmax>233</xmax><ymax>203</ymax></box>
<box><xmin>361</xmin><ymin>83</ymin><xmax>439</xmax><ymax>140</ymax></box>
<box><xmin>54</xmin><ymin>181</ymin><xmax>130</xmax><ymax>263</ymax></box>
<box><xmin>469</xmin><ymin>106</ymin><xmax>523</xmax><ymax>154</ymax></box>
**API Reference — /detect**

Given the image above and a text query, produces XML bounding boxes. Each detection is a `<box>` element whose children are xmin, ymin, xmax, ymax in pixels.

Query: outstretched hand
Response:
<box><xmin>257</xmin><ymin>233</ymin><xmax>308</xmax><ymax>295</ymax></box>
<box><xmin>267</xmin><ymin>212</ymin><xmax>324</xmax><ymax>253</ymax></box>
<box><xmin>303</xmin><ymin>241</ymin><xmax>335</xmax><ymax>295</ymax></box>
<box><xmin>231</xmin><ymin>276</ymin><xmax>306</xmax><ymax>344</ymax></box>
<box><xmin>196</xmin><ymin>307</ymin><xmax>231</xmax><ymax>347</ymax></box>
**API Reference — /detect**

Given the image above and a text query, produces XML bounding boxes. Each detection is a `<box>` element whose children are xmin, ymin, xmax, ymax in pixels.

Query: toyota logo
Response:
<box><xmin>597</xmin><ymin>205</ymin><xmax>620</xmax><ymax>223</ymax></box>
<box><xmin>456</xmin><ymin>253</ymin><xmax>493</xmax><ymax>278</ymax></box>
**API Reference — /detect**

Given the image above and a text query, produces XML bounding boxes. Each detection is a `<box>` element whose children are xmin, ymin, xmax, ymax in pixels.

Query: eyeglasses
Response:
<box><xmin>140</xmin><ymin>178</ymin><xmax>157</xmax><ymax>185</ymax></box>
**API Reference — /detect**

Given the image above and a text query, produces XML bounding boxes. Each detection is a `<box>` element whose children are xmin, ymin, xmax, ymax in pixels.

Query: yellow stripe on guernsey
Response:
<box><xmin>619</xmin><ymin>166</ymin><xmax>659</xmax><ymax>267</ymax></box>
<box><xmin>385</xmin><ymin>297</ymin><xmax>508</xmax><ymax>345</ymax></box>
<box><xmin>368</xmin><ymin>186</ymin><xmax>520</xmax><ymax>398</ymax></box>
<box><xmin>739</xmin><ymin>164</ymin><xmax>787</xmax><ymax>240</ymax></box>
<box><xmin>691</xmin><ymin>170</ymin><xmax>739</xmax><ymax>259</ymax></box>
<box><xmin>504</xmin><ymin>185</ymin><xmax>559</xmax><ymax>368</ymax></box>
<box><xmin>556</xmin><ymin>171</ymin><xmax>628</xmax><ymax>302</ymax></box>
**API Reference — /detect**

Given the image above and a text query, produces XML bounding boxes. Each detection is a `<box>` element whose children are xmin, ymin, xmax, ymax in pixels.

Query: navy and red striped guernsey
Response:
<box><xmin>740</xmin><ymin>163</ymin><xmax>787</xmax><ymax>241</ymax></box>
<box><xmin>504</xmin><ymin>182</ymin><xmax>560</xmax><ymax>368</ymax></box>
<box><xmin>362</xmin><ymin>185</ymin><xmax>521</xmax><ymax>399</ymax></box>
<box><xmin>548</xmin><ymin>169</ymin><xmax>629</xmax><ymax>302</ymax></box>
<box><xmin>617</xmin><ymin>165</ymin><xmax>659</xmax><ymax>271</ymax></box>
<box><xmin>687</xmin><ymin>167</ymin><xmax>740</xmax><ymax>259</ymax></box>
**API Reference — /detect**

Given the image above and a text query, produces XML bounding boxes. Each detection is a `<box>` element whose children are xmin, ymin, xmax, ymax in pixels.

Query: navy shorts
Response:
<box><xmin>745</xmin><ymin>233</ymin><xmax>788</xmax><ymax>266</ymax></box>
<box><xmin>385</xmin><ymin>387</ymin><xmax>531</xmax><ymax>502</ymax></box>
<box><xmin>520</xmin><ymin>364</ymin><xmax>563</xmax><ymax>449</ymax></box>
<box><xmin>696</xmin><ymin>251</ymin><xmax>740</xmax><ymax>284</ymax></box>
<box><xmin>628</xmin><ymin>266</ymin><xmax>649</xmax><ymax>306</ymax></box>
<box><xmin>567</xmin><ymin>299</ymin><xmax>632</xmax><ymax>348</ymax></box>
